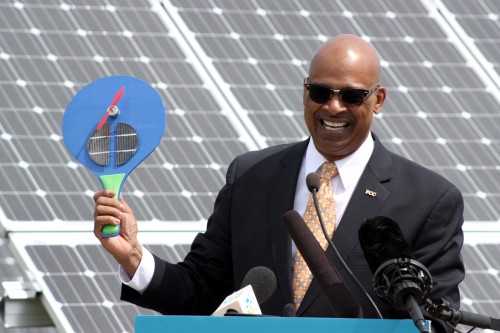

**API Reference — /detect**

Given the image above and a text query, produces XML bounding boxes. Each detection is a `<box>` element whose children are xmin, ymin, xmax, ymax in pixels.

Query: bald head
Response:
<box><xmin>309</xmin><ymin>34</ymin><xmax>381</xmax><ymax>86</ymax></box>
<box><xmin>303</xmin><ymin>34</ymin><xmax>386</xmax><ymax>162</ymax></box>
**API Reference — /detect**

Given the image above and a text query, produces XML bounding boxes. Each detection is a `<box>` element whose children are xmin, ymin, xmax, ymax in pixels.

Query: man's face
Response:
<box><xmin>303</xmin><ymin>67</ymin><xmax>385</xmax><ymax>161</ymax></box>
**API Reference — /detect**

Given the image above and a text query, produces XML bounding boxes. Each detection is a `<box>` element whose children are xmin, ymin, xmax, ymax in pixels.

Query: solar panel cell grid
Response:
<box><xmin>232</xmin><ymin>87</ymin><xmax>299</xmax><ymax>112</ymax></box>
<box><xmin>377</xmin><ymin>116</ymin><xmax>436</xmax><ymax>140</ymax></box>
<box><xmin>305</xmin><ymin>15</ymin><xmax>358</xmax><ymax>36</ymax></box>
<box><xmin>177</xmin><ymin>11</ymin><xmax>233</xmax><ymax>34</ymax></box>
<box><xmin>46</xmin><ymin>194</ymin><xmax>95</xmax><ymax>221</ymax></box>
<box><xmin>214</xmin><ymin>62</ymin><xmax>264</xmax><ymax>84</ymax></box>
<box><xmin>390</xmin><ymin>65</ymin><xmax>445</xmax><ymax>88</ymax></box>
<box><xmin>169</xmin><ymin>0</ymin><xmax>213</xmax><ymax>10</ymax></box>
<box><xmin>253</xmin><ymin>0</ymin><xmax>299</xmax><ymax>11</ymax></box>
<box><xmin>242</xmin><ymin>37</ymin><xmax>295</xmax><ymax>61</ymax></box>
<box><xmin>414</xmin><ymin>41</ymin><xmax>466</xmax><ymax>63</ymax></box>
<box><xmin>283</xmin><ymin>39</ymin><xmax>323</xmax><ymax>61</ymax></box>
<box><xmin>166</xmin><ymin>87</ymin><xmax>221</xmax><ymax>111</ymax></box>
<box><xmin>442</xmin><ymin>0</ymin><xmax>500</xmax><ymax>80</ymax></box>
<box><xmin>460</xmin><ymin>17</ymin><xmax>500</xmax><ymax>39</ymax></box>
<box><xmin>484</xmin><ymin>0</ymin><xmax>500</xmax><ymax>12</ymax></box>
<box><xmin>0</xmin><ymin>6</ymin><xmax>30</xmax><ymax>30</ymax></box>
<box><xmin>249</xmin><ymin>112</ymin><xmax>303</xmax><ymax>139</ymax></box>
<box><xmin>468</xmin><ymin>169</ymin><xmax>500</xmax><ymax>194</ymax></box>
<box><xmin>186</xmin><ymin>114</ymin><xmax>241</xmax><ymax>137</ymax></box>
<box><xmin>117</xmin><ymin>9</ymin><xmax>174</xmax><ymax>32</ymax></box>
<box><xmin>1</xmin><ymin>194</ymin><xmax>54</xmax><ymax>221</ymax></box>
<box><xmin>462</xmin><ymin>272</ymin><xmax>500</xmax><ymax>300</ymax></box>
<box><xmin>442</xmin><ymin>0</ymin><xmax>489</xmax><ymax>15</ymax></box>
<box><xmin>436</xmin><ymin>169</ymin><xmax>476</xmax><ymax>194</ymax></box>
<box><xmin>475</xmin><ymin>40</ymin><xmax>500</xmax><ymax>66</ymax></box>
<box><xmin>466</xmin><ymin>198</ymin><xmax>500</xmax><ymax>221</ymax></box>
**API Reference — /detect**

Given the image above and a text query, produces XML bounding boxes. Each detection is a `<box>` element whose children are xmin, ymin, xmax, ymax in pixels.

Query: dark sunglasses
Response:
<box><xmin>304</xmin><ymin>79</ymin><xmax>379</xmax><ymax>106</ymax></box>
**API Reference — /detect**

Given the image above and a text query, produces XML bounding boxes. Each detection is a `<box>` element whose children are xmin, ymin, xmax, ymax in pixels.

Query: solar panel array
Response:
<box><xmin>0</xmin><ymin>0</ymin><xmax>499</xmax><ymax>332</ymax></box>
<box><xmin>0</xmin><ymin>0</ymin><xmax>253</xmax><ymax>228</ymax></box>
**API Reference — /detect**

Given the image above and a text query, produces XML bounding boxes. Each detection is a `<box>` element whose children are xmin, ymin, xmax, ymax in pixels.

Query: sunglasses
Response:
<box><xmin>304</xmin><ymin>79</ymin><xmax>379</xmax><ymax>106</ymax></box>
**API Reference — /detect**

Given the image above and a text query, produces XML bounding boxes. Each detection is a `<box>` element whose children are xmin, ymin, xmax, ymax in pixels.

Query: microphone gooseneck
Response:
<box><xmin>305</xmin><ymin>172</ymin><xmax>383</xmax><ymax>319</ymax></box>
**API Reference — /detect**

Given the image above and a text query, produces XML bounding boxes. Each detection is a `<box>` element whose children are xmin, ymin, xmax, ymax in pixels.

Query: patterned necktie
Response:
<box><xmin>292</xmin><ymin>161</ymin><xmax>338</xmax><ymax>309</ymax></box>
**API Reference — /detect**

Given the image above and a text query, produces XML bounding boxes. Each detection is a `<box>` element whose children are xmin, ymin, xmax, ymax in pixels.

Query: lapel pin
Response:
<box><xmin>365</xmin><ymin>189</ymin><xmax>377</xmax><ymax>197</ymax></box>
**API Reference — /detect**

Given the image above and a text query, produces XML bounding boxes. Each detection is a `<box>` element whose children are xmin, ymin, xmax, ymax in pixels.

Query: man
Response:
<box><xmin>94</xmin><ymin>34</ymin><xmax>464</xmax><ymax>332</ymax></box>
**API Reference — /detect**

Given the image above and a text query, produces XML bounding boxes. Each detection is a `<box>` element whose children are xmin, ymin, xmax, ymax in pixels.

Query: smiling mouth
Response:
<box><xmin>321</xmin><ymin>119</ymin><xmax>349</xmax><ymax>131</ymax></box>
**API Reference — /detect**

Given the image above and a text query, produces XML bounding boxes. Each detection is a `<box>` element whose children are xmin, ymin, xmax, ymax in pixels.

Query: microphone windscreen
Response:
<box><xmin>282</xmin><ymin>303</ymin><xmax>296</xmax><ymax>317</ymax></box>
<box><xmin>283</xmin><ymin>210</ymin><xmax>363</xmax><ymax>318</ymax></box>
<box><xmin>358</xmin><ymin>216</ymin><xmax>415</xmax><ymax>273</ymax></box>
<box><xmin>283</xmin><ymin>210</ymin><xmax>328</xmax><ymax>276</ymax></box>
<box><xmin>306</xmin><ymin>172</ymin><xmax>321</xmax><ymax>193</ymax></box>
<box><xmin>240</xmin><ymin>266</ymin><xmax>277</xmax><ymax>305</ymax></box>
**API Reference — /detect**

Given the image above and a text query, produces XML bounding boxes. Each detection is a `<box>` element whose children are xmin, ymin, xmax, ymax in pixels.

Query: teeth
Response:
<box><xmin>323</xmin><ymin>119</ymin><xmax>347</xmax><ymax>128</ymax></box>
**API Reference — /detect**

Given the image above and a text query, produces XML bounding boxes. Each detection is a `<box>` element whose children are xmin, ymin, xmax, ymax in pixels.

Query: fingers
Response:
<box><xmin>94</xmin><ymin>193</ymin><xmax>123</xmax><ymax>219</ymax></box>
<box><xmin>94</xmin><ymin>217</ymin><xmax>121</xmax><ymax>240</ymax></box>
<box><xmin>93</xmin><ymin>190</ymin><xmax>124</xmax><ymax>239</ymax></box>
<box><xmin>93</xmin><ymin>189</ymin><xmax>115</xmax><ymax>203</ymax></box>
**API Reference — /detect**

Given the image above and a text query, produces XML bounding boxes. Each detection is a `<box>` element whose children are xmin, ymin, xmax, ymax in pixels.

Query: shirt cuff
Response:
<box><xmin>119</xmin><ymin>244</ymin><xmax>155</xmax><ymax>294</ymax></box>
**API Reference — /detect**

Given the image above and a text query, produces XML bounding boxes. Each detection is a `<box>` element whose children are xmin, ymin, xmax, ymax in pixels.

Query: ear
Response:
<box><xmin>373</xmin><ymin>87</ymin><xmax>386</xmax><ymax>115</ymax></box>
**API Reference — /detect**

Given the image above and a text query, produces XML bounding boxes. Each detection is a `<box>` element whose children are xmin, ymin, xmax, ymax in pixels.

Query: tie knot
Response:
<box><xmin>320</xmin><ymin>162</ymin><xmax>338</xmax><ymax>182</ymax></box>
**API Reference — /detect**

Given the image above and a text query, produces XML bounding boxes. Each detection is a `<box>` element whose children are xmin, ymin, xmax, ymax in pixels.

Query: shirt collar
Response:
<box><xmin>304</xmin><ymin>134</ymin><xmax>375</xmax><ymax>189</ymax></box>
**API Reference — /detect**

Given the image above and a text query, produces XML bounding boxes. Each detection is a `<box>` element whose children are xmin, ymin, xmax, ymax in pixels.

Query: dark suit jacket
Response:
<box><xmin>122</xmin><ymin>133</ymin><xmax>464</xmax><ymax>333</ymax></box>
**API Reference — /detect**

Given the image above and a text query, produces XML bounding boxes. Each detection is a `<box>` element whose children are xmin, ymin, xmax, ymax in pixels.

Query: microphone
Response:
<box><xmin>212</xmin><ymin>285</ymin><xmax>261</xmax><ymax>316</ymax></box>
<box><xmin>358</xmin><ymin>216</ymin><xmax>432</xmax><ymax>333</ymax></box>
<box><xmin>283</xmin><ymin>210</ymin><xmax>363</xmax><ymax>318</ymax></box>
<box><xmin>305</xmin><ymin>172</ymin><xmax>382</xmax><ymax>318</ymax></box>
<box><xmin>306</xmin><ymin>172</ymin><xmax>321</xmax><ymax>193</ymax></box>
<box><xmin>212</xmin><ymin>266</ymin><xmax>277</xmax><ymax>316</ymax></box>
<box><xmin>282</xmin><ymin>303</ymin><xmax>296</xmax><ymax>317</ymax></box>
<box><xmin>240</xmin><ymin>266</ymin><xmax>277</xmax><ymax>305</ymax></box>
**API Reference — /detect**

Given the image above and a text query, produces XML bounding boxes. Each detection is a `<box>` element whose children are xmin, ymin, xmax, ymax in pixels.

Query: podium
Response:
<box><xmin>135</xmin><ymin>315</ymin><xmax>431</xmax><ymax>333</ymax></box>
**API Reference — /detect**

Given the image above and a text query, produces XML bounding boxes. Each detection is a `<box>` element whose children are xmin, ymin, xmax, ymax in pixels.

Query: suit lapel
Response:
<box><xmin>297</xmin><ymin>134</ymin><xmax>393</xmax><ymax>315</ymax></box>
<box><xmin>268</xmin><ymin>140</ymin><xmax>309</xmax><ymax>305</ymax></box>
<box><xmin>335</xmin><ymin>135</ymin><xmax>393</xmax><ymax>257</ymax></box>
<box><xmin>332</xmin><ymin>166</ymin><xmax>390</xmax><ymax>259</ymax></box>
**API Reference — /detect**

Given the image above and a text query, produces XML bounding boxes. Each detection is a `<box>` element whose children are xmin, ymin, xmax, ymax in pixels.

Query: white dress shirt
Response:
<box><xmin>120</xmin><ymin>135</ymin><xmax>374</xmax><ymax>293</ymax></box>
<box><xmin>293</xmin><ymin>134</ymin><xmax>374</xmax><ymax>225</ymax></box>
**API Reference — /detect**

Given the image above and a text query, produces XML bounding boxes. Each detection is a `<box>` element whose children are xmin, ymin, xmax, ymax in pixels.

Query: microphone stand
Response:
<box><xmin>425</xmin><ymin>298</ymin><xmax>500</xmax><ymax>332</ymax></box>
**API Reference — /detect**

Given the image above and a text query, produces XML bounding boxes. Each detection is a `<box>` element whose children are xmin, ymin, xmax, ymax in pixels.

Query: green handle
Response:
<box><xmin>99</xmin><ymin>173</ymin><xmax>126</xmax><ymax>238</ymax></box>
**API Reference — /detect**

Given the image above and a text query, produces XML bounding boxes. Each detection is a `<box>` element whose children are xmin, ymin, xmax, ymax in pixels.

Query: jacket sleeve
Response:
<box><xmin>413</xmin><ymin>185</ymin><xmax>465</xmax><ymax>333</ymax></box>
<box><xmin>120</xmin><ymin>158</ymin><xmax>241</xmax><ymax>314</ymax></box>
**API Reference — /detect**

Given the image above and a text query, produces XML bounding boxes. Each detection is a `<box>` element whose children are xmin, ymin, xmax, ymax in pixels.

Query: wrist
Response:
<box><xmin>119</xmin><ymin>246</ymin><xmax>155</xmax><ymax>294</ymax></box>
<box><xmin>121</xmin><ymin>243</ymin><xmax>142</xmax><ymax>278</ymax></box>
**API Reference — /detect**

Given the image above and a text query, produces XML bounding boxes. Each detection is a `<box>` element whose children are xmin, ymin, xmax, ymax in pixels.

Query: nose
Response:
<box><xmin>323</xmin><ymin>92</ymin><xmax>346</xmax><ymax>114</ymax></box>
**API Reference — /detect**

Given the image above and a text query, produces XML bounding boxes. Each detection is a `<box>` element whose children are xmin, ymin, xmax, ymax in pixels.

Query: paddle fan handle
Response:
<box><xmin>99</xmin><ymin>173</ymin><xmax>126</xmax><ymax>238</ymax></box>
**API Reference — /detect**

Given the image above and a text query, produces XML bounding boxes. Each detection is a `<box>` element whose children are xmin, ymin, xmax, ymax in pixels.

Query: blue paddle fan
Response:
<box><xmin>62</xmin><ymin>76</ymin><xmax>166</xmax><ymax>237</ymax></box>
